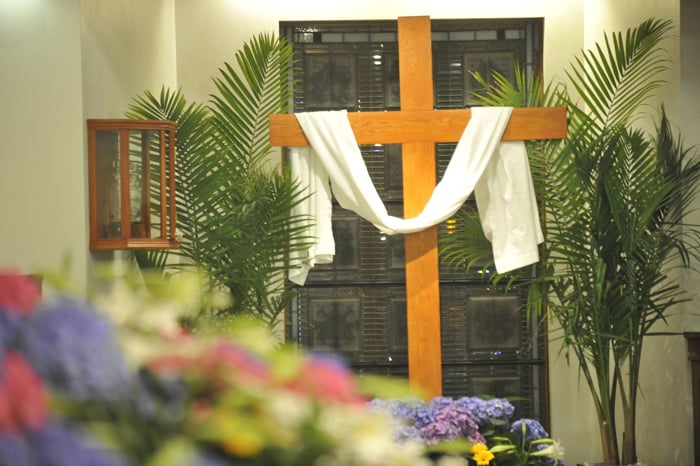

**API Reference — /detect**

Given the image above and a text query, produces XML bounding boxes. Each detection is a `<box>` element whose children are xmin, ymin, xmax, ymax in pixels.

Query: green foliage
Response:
<box><xmin>440</xmin><ymin>18</ymin><xmax>700</xmax><ymax>465</ymax></box>
<box><xmin>126</xmin><ymin>33</ymin><xmax>312</xmax><ymax>328</ymax></box>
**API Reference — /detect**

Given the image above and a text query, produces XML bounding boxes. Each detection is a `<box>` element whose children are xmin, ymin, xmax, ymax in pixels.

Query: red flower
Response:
<box><xmin>0</xmin><ymin>271</ymin><xmax>41</xmax><ymax>316</ymax></box>
<box><xmin>0</xmin><ymin>351</ymin><xmax>49</xmax><ymax>432</ymax></box>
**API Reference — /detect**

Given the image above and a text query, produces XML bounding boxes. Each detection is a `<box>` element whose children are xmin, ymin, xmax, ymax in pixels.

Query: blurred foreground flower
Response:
<box><xmin>0</xmin><ymin>269</ymin><xmax>435</xmax><ymax>466</ymax></box>
<box><xmin>0</xmin><ymin>272</ymin><xmax>41</xmax><ymax>316</ymax></box>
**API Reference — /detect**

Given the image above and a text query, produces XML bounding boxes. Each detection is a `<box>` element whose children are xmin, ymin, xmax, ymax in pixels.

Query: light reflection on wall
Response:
<box><xmin>0</xmin><ymin>0</ymin><xmax>45</xmax><ymax>47</ymax></box>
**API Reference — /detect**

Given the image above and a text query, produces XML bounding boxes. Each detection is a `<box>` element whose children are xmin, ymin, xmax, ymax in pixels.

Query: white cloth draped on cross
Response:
<box><xmin>287</xmin><ymin>106</ymin><xmax>544</xmax><ymax>286</ymax></box>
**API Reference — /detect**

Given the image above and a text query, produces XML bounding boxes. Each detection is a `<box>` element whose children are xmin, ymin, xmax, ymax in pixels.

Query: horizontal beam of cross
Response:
<box><xmin>269</xmin><ymin>107</ymin><xmax>567</xmax><ymax>147</ymax></box>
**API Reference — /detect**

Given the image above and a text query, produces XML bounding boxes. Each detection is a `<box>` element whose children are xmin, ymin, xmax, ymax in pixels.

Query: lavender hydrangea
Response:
<box><xmin>418</xmin><ymin>398</ymin><xmax>483</xmax><ymax>445</ymax></box>
<box><xmin>368</xmin><ymin>396</ymin><xmax>484</xmax><ymax>445</ymax></box>
<box><xmin>18</xmin><ymin>298</ymin><xmax>133</xmax><ymax>403</ymax></box>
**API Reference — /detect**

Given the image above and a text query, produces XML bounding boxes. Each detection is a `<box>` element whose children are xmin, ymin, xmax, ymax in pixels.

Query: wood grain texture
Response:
<box><xmin>398</xmin><ymin>16</ymin><xmax>443</xmax><ymax>399</ymax></box>
<box><xmin>269</xmin><ymin>107</ymin><xmax>567</xmax><ymax>146</ymax></box>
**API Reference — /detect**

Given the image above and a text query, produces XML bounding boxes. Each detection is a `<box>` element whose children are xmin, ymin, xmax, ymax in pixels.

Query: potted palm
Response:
<box><xmin>441</xmin><ymin>18</ymin><xmax>700</xmax><ymax>465</ymax></box>
<box><xmin>125</xmin><ymin>33</ymin><xmax>311</xmax><ymax>329</ymax></box>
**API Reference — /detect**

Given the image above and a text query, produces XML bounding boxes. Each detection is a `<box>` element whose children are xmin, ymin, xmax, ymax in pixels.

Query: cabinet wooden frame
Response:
<box><xmin>87</xmin><ymin>119</ymin><xmax>178</xmax><ymax>250</ymax></box>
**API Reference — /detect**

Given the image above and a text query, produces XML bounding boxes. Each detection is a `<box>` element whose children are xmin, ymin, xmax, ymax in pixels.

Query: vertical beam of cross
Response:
<box><xmin>397</xmin><ymin>16</ymin><xmax>443</xmax><ymax>398</ymax></box>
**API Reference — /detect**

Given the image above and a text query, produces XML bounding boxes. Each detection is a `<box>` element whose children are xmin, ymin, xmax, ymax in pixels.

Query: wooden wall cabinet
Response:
<box><xmin>87</xmin><ymin>119</ymin><xmax>178</xmax><ymax>250</ymax></box>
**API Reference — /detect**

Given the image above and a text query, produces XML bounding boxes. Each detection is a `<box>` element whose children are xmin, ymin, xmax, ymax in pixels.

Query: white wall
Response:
<box><xmin>80</xmin><ymin>0</ymin><xmax>178</xmax><ymax>119</ymax></box>
<box><xmin>0</xmin><ymin>0</ymin><xmax>88</xmax><ymax>287</ymax></box>
<box><xmin>0</xmin><ymin>0</ymin><xmax>178</xmax><ymax>289</ymax></box>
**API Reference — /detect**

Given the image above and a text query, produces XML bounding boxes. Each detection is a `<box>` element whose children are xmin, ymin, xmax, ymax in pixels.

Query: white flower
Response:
<box><xmin>315</xmin><ymin>405</ymin><xmax>430</xmax><ymax>466</ymax></box>
<box><xmin>264</xmin><ymin>390</ymin><xmax>312</xmax><ymax>429</ymax></box>
<box><xmin>531</xmin><ymin>440</ymin><xmax>565</xmax><ymax>462</ymax></box>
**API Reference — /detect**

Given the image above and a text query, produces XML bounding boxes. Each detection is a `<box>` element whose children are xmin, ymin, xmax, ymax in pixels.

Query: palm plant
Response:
<box><xmin>125</xmin><ymin>33</ymin><xmax>311</xmax><ymax>329</ymax></box>
<box><xmin>440</xmin><ymin>18</ymin><xmax>700</xmax><ymax>465</ymax></box>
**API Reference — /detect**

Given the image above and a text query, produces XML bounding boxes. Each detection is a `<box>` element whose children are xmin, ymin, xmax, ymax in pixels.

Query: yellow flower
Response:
<box><xmin>221</xmin><ymin>430</ymin><xmax>265</xmax><ymax>457</ymax></box>
<box><xmin>471</xmin><ymin>442</ymin><xmax>495</xmax><ymax>465</ymax></box>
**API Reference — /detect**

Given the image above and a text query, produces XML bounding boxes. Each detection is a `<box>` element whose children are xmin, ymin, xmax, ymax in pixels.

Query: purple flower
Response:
<box><xmin>0</xmin><ymin>431</ymin><xmax>33</xmax><ymax>466</ymax></box>
<box><xmin>468</xmin><ymin>430</ymin><xmax>487</xmax><ymax>444</ymax></box>
<box><xmin>368</xmin><ymin>396</ymin><xmax>483</xmax><ymax>445</ymax></box>
<box><xmin>420</xmin><ymin>404</ymin><xmax>478</xmax><ymax>444</ymax></box>
<box><xmin>485</xmin><ymin>398</ymin><xmax>515</xmax><ymax>419</ymax></box>
<box><xmin>455</xmin><ymin>396</ymin><xmax>514</xmax><ymax>428</ymax></box>
<box><xmin>0</xmin><ymin>421</ymin><xmax>131</xmax><ymax>466</ymax></box>
<box><xmin>26</xmin><ymin>420</ymin><xmax>131</xmax><ymax>466</ymax></box>
<box><xmin>511</xmin><ymin>418</ymin><xmax>549</xmax><ymax>442</ymax></box>
<box><xmin>0</xmin><ymin>311</ymin><xmax>25</xmax><ymax>354</ymax></box>
<box><xmin>19</xmin><ymin>298</ymin><xmax>133</xmax><ymax>403</ymax></box>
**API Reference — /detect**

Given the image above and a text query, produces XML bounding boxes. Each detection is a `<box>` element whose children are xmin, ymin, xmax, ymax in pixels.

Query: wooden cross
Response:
<box><xmin>270</xmin><ymin>16</ymin><xmax>566</xmax><ymax>398</ymax></box>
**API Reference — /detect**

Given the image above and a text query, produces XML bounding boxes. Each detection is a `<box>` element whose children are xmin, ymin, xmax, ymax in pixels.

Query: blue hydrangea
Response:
<box><xmin>511</xmin><ymin>418</ymin><xmax>549</xmax><ymax>442</ymax></box>
<box><xmin>455</xmin><ymin>396</ymin><xmax>514</xmax><ymax>427</ymax></box>
<box><xmin>18</xmin><ymin>298</ymin><xmax>133</xmax><ymax>403</ymax></box>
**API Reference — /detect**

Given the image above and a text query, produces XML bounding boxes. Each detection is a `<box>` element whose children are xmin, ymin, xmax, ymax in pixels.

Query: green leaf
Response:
<box><xmin>126</xmin><ymin>33</ymin><xmax>311</xmax><ymax>327</ymax></box>
<box><xmin>143</xmin><ymin>437</ymin><xmax>198</xmax><ymax>466</ymax></box>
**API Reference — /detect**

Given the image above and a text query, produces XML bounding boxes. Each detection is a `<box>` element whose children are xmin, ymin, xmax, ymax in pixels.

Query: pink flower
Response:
<box><xmin>0</xmin><ymin>271</ymin><xmax>41</xmax><ymax>316</ymax></box>
<box><xmin>0</xmin><ymin>351</ymin><xmax>49</xmax><ymax>432</ymax></box>
<box><xmin>199</xmin><ymin>341</ymin><xmax>269</xmax><ymax>382</ymax></box>
<box><xmin>287</xmin><ymin>355</ymin><xmax>365</xmax><ymax>404</ymax></box>
<box><xmin>148</xmin><ymin>340</ymin><xmax>269</xmax><ymax>388</ymax></box>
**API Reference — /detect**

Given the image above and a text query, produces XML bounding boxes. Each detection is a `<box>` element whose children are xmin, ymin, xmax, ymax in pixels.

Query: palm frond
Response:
<box><xmin>562</xmin><ymin>19</ymin><xmax>672</xmax><ymax>134</ymax></box>
<box><xmin>127</xmin><ymin>33</ymin><xmax>312</xmax><ymax>326</ymax></box>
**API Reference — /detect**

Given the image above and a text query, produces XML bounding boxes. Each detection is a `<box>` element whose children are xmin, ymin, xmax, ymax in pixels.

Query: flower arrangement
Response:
<box><xmin>368</xmin><ymin>396</ymin><xmax>565</xmax><ymax>466</ymax></box>
<box><xmin>0</xmin><ymin>270</ymin><xmax>427</xmax><ymax>466</ymax></box>
<box><xmin>0</xmin><ymin>269</ymin><xmax>564</xmax><ymax>466</ymax></box>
